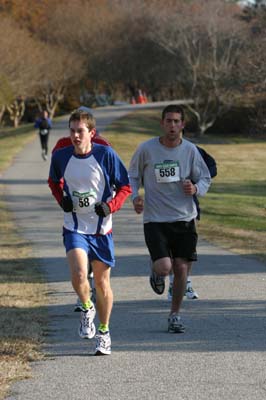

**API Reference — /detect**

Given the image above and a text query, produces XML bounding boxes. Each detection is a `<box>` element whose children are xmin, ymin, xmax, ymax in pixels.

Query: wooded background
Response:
<box><xmin>0</xmin><ymin>0</ymin><xmax>265</xmax><ymax>135</ymax></box>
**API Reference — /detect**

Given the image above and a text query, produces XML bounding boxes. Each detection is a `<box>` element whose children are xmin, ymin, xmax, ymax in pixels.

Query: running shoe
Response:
<box><xmin>78</xmin><ymin>304</ymin><xmax>96</xmax><ymax>339</ymax></box>
<box><xmin>149</xmin><ymin>262</ymin><xmax>165</xmax><ymax>295</ymax></box>
<box><xmin>168</xmin><ymin>280</ymin><xmax>198</xmax><ymax>300</ymax></box>
<box><xmin>185</xmin><ymin>281</ymin><xmax>199</xmax><ymax>299</ymax></box>
<box><xmin>94</xmin><ymin>331</ymin><xmax>111</xmax><ymax>355</ymax></box>
<box><xmin>168</xmin><ymin>313</ymin><xmax>185</xmax><ymax>333</ymax></box>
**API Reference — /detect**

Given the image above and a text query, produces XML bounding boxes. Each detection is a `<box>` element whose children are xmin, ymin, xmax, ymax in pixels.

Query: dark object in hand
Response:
<box><xmin>94</xmin><ymin>202</ymin><xmax>111</xmax><ymax>217</ymax></box>
<box><xmin>61</xmin><ymin>196</ymin><xmax>73</xmax><ymax>212</ymax></box>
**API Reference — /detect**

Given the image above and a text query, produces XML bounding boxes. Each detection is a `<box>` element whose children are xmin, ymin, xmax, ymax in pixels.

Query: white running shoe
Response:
<box><xmin>168</xmin><ymin>313</ymin><xmax>185</xmax><ymax>333</ymax></box>
<box><xmin>78</xmin><ymin>304</ymin><xmax>96</xmax><ymax>339</ymax></box>
<box><xmin>95</xmin><ymin>331</ymin><xmax>111</xmax><ymax>355</ymax></box>
<box><xmin>185</xmin><ymin>281</ymin><xmax>199</xmax><ymax>299</ymax></box>
<box><xmin>168</xmin><ymin>280</ymin><xmax>199</xmax><ymax>300</ymax></box>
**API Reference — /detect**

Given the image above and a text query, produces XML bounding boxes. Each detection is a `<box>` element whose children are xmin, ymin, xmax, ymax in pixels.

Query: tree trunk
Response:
<box><xmin>44</xmin><ymin>86</ymin><xmax>64</xmax><ymax>119</ymax></box>
<box><xmin>6</xmin><ymin>99</ymin><xmax>25</xmax><ymax>127</ymax></box>
<box><xmin>0</xmin><ymin>105</ymin><xmax>5</xmax><ymax>125</ymax></box>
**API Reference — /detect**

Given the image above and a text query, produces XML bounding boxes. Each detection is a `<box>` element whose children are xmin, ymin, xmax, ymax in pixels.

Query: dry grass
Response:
<box><xmin>199</xmin><ymin>222</ymin><xmax>266</xmax><ymax>259</ymax></box>
<box><xmin>0</xmin><ymin>195</ymin><xmax>47</xmax><ymax>399</ymax></box>
<box><xmin>0</xmin><ymin>124</ymin><xmax>35</xmax><ymax>172</ymax></box>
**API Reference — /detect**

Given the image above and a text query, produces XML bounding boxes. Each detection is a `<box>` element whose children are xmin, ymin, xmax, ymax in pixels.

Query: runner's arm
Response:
<box><xmin>48</xmin><ymin>177</ymin><xmax>64</xmax><ymax>206</ymax></box>
<box><xmin>128</xmin><ymin>177</ymin><xmax>141</xmax><ymax>201</ymax></box>
<box><xmin>107</xmin><ymin>184</ymin><xmax>132</xmax><ymax>213</ymax></box>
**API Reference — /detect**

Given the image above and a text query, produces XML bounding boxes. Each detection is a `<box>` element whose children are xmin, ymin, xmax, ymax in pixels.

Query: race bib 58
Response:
<box><xmin>72</xmin><ymin>190</ymin><xmax>97</xmax><ymax>213</ymax></box>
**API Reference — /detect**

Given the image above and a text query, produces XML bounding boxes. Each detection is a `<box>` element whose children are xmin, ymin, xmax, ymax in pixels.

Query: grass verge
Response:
<box><xmin>0</xmin><ymin>125</ymin><xmax>48</xmax><ymax>400</ymax></box>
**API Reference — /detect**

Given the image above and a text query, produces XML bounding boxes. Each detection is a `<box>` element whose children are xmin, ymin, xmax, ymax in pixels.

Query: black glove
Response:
<box><xmin>61</xmin><ymin>196</ymin><xmax>73</xmax><ymax>212</ymax></box>
<box><xmin>94</xmin><ymin>201</ymin><xmax>111</xmax><ymax>217</ymax></box>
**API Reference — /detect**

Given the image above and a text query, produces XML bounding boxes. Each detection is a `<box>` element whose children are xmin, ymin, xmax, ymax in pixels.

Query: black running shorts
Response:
<box><xmin>144</xmin><ymin>220</ymin><xmax>198</xmax><ymax>262</ymax></box>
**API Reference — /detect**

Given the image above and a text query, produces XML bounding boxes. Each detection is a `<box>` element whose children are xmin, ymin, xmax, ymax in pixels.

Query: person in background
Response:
<box><xmin>129</xmin><ymin>104</ymin><xmax>211</xmax><ymax>333</ymax></box>
<box><xmin>34</xmin><ymin>110</ymin><xmax>52</xmax><ymax>161</ymax></box>
<box><xmin>167</xmin><ymin>145</ymin><xmax>217</xmax><ymax>301</ymax></box>
<box><xmin>48</xmin><ymin>109</ymin><xmax>131</xmax><ymax>355</ymax></box>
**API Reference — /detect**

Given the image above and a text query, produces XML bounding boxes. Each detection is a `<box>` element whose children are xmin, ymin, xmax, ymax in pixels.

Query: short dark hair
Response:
<box><xmin>162</xmin><ymin>104</ymin><xmax>185</xmax><ymax>121</ymax></box>
<box><xmin>68</xmin><ymin>109</ymin><xmax>96</xmax><ymax>130</ymax></box>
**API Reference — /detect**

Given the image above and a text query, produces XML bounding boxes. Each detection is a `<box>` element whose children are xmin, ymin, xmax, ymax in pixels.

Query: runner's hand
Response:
<box><xmin>94</xmin><ymin>202</ymin><xmax>111</xmax><ymax>217</ymax></box>
<box><xmin>61</xmin><ymin>196</ymin><xmax>73</xmax><ymax>212</ymax></box>
<box><xmin>182</xmin><ymin>179</ymin><xmax>197</xmax><ymax>196</ymax></box>
<box><xmin>133</xmin><ymin>196</ymin><xmax>144</xmax><ymax>214</ymax></box>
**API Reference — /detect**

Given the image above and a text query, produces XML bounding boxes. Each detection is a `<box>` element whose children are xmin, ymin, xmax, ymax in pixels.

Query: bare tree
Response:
<box><xmin>149</xmin><ymin>0</ymin><xmax>246</xmax><ymax>134</ymax></box>
<box><xmin>238</xmin><ymin>2</ymin><xmax>266</xmax><ymax>133</ymax></box>
<box><xmin>0</xmin><ymin>16</ymin><xmax>43</xmax><ymax>126</ymax></box>
<box><xmin>43</xmin><ymin>1</ymin><xmax>142</xmax><ymax>93</ymax></box>
<box><xmin>240</xmin><ymin>1</ymin><xmax>266</xmax><ymax>90</ymax></box>
<box><xmin>38</xmin><ymin>0</ymin><xmax>177</xmax><ymax>102</ymax></box>
<box><xmin>32</xmin><ymin>43</ymin><xmax>86</xmax><ymax>118</ymax></box>
<box><xmin>0</xmin><ymin>10</ymin><xmax>85</xmax><ymax>124</ymax></box>
<box><xmin>0</xmin><ymin>74</ymin><xmax>13</xmax><ymax>124</ymax></box>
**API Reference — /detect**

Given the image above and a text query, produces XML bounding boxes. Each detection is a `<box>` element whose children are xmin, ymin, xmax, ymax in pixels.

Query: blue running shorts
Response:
<box><xmin>63</xmin><ymin>228</ymin><xmax>115</xmax><ymax>267</ymax></box>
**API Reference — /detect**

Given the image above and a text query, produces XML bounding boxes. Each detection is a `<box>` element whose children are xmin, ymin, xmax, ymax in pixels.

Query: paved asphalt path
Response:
<box><xmin>2</xmin><ymin>103</ymin><xmax>266</xmax><ymax>400</ymax></box>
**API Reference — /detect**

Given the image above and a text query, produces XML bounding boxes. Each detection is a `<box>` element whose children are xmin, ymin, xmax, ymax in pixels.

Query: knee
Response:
<box><xmin>154</xmin><ymin>259</ymin><xmax>172</xmax><ymax>276</ymax></box>
<box><xmin>72</xmin><ymin>269</ymin><xmax>88</xmax><ymax>286</ymax></box>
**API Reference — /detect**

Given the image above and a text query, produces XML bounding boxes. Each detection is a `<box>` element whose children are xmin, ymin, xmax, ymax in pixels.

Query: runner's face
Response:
<box><xmin>69</xmin><ymin>120</ymin><xmax>94</xmax><ymax>154</ymax></box>
<box><xmin>160</xmin><ymin>112</ymin><xmax>184</xmax><ymax>141</ymax></box>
